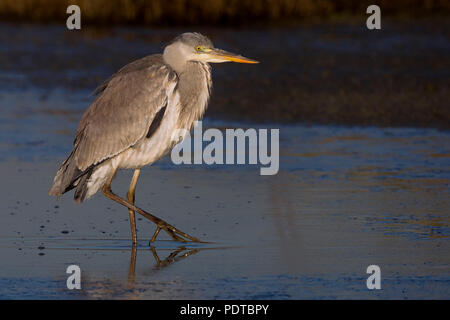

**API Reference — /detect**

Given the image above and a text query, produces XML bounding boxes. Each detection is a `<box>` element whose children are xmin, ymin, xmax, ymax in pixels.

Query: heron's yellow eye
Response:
<box><xmin>195</xmin><ymin>46</ymin><xmax>203</xmax><ymax>52</ymax></box>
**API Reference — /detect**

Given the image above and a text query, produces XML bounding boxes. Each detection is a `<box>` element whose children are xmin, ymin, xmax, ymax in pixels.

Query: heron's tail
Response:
<box><xmin>49</xmin><ymin>150</ymin><xmax>77</xmax><ymax>197</ymax></box>
<box><xmin>49</xmin><ymin>150</ymin><xmax>93</xmax><ymax>203</ymax></box>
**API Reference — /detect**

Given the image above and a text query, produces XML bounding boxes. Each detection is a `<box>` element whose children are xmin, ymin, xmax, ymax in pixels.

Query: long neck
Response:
<box><xmin>176</xmin><ymin>61</ymin><xmax>212</xmax><ymax>130</ymax></box>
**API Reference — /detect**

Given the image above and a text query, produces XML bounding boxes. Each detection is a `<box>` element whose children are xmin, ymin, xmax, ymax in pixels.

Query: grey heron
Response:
<box><xmin>49</xmin><ymin>32</ymin><xmax>258</xmax><ymax>244</ymax></box>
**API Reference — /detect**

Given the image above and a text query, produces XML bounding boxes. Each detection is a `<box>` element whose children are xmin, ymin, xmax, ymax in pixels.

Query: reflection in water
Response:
<box><xmin>267</xmin><ymin>173</ymin><xmax>303</xmax><ymax>272</ymax></box>
<box><xmin>83</xmin><ymin>244</ymin><xmax>210</xmax><ymax>299</ymax></box>
<box><xmin>128</xmin><ymin>244</ymin><xmax>137</xmax><ymax>284</ymax></box>
<box><xmin>127</xmin><ymin>244</ymin><xmax>202</xmax><ymax>285</ymax></box>
<box><xmin>150</xmin><ymin>246</ymin><xmax>201</xmax><ymax>268</ymax></box>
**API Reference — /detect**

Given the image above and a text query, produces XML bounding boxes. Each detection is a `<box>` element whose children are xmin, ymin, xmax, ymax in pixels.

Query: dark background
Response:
<box><xmin>0</xmin><ymin>0</ymin><xmax>449</xmax><ymax>25</ymax></box>
<box><xmin>0</xmin><ymin>0</ymin><xmax>448</xmax><ymax>128</ymax></box>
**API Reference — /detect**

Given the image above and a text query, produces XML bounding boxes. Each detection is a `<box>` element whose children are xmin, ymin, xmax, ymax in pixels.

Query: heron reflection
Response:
<box><xmin>127</xmin><ymin>243</ymin><xmax>206</xmax><ymax>284</ymax></box>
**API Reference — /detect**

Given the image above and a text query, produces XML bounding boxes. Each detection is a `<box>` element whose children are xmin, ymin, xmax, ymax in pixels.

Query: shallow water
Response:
<box><xmin>0</xmin><ymin>120</ymin><xmax>449</xmax><ymax>298</ymax></box>
<box><xmin>0</xmin><ymin>23</ymin><xmax>449</xmax><ymax>299</ymax></box>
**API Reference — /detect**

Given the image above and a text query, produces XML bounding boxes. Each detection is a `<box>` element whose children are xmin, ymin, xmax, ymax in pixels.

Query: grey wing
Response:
<box><xmin>74</xmin><ymin>55</ymin><xmax>178</xmax><ymax>171</ymax></box>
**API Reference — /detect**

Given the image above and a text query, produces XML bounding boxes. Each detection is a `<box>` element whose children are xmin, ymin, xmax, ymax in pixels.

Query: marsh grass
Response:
<box><xmin>0</xmin><ymin>0</ymin><xmax>448</xmax><ymax>25</ymax></box>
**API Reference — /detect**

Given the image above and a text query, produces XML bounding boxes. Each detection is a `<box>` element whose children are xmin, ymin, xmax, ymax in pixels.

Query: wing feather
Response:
<box><xmin>73</xmin><ymin>54</ymin><xmax>178</xmax><ymax>171</ymax></box>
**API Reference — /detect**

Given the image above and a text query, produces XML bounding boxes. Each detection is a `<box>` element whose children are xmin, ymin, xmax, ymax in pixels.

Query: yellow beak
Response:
<box><xmin>207</xmin><ymin>48</ymin><xmax>259</xmax><ymax>64</ymax></box>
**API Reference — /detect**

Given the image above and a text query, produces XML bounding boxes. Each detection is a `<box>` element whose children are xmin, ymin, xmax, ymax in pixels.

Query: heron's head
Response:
<box><xmin>163</xmin><ymin>32</ymin><xmax>258</xmax><ymax>72</ymax></box>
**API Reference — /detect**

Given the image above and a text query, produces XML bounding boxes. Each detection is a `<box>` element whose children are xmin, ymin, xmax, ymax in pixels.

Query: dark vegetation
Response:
<box><xmin>0</xmin><ymin>0</ymin><xmax>448</xmax><ymax>26</ymax></box>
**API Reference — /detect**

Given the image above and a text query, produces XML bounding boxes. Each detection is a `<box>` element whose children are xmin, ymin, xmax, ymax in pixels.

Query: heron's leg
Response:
<box><xmin>101</xmin><ymin>177</ymin><xmax>201</xmax><ymax>243</ymax></box>
<box><xmin>126</xmin><ymin>169</ymin><xmax>140</xmax><ymax>244</ymax></box>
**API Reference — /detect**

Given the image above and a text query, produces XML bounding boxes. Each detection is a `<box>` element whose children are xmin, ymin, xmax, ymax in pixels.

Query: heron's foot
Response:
<box><xmin>150</xmin><ymin>221</ymin><xmax>201</xmax><ymax>243</ymax></box>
